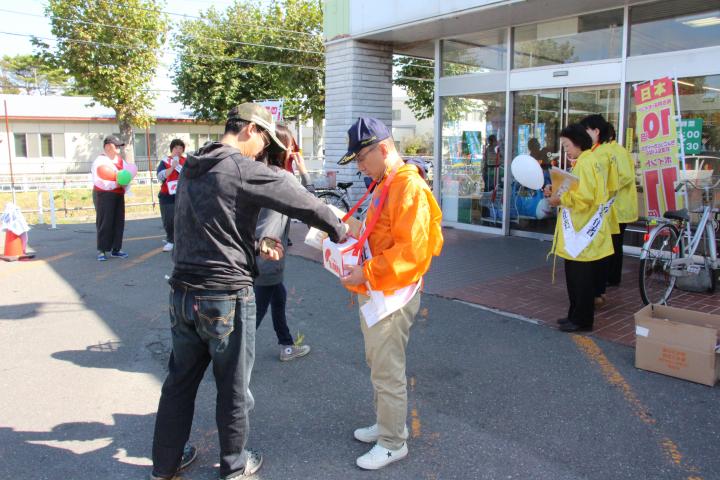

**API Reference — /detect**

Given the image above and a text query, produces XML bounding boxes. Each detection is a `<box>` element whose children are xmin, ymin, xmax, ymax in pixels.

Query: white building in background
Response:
<box><xmin>392</xmin><ymin>85</ymin><xmax>434</xmax><ymax>154</ymax></box>
<box><xmin>0</xmin><ymin>95</ymin><xmax>321</xmax><ymax>176</ymax></box>
<box><xmin>323</xmin><ymin>0</ymin><xmax>720</xmax><ymax>243</ymax></box>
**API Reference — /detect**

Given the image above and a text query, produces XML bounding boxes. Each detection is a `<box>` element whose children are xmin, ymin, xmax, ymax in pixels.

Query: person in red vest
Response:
<box><xmin>157</xmin><ymin>139</ymin><xmax>187</xmax><ymax>252</ymax></box>
<box><xmin>91</xmin><ymin>135</ymin><xmax>132</xmax><ymax>262</ymax></box>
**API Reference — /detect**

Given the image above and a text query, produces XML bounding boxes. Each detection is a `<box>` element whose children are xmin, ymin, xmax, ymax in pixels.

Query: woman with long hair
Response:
<box><xmin>548</xmin><ymin>124</ymin><xmax>614</xmax><ymax>332</ymax></box>
<box><xmin>254</xmin><ymin>124</ymin><xmax>314</xmax><ymax>361</ymax></box>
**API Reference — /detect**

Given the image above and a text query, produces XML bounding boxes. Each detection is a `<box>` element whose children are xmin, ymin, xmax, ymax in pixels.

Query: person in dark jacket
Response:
<box><xmin>150</xmin><ymin>103</ymin><xmax>347</xmax><ymax>480</ymax></box>
<box><xmin>254</xmin><ymin>125</ymin><xmax>314</xmax><ymax>362</ymax></box>
<box><xmin>156</xmin><ymin>138</ymin><xmax>187</xmax><ymax>252</ymax></box>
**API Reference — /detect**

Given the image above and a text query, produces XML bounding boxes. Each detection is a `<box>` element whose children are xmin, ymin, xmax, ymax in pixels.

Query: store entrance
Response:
<box><xmin>508</xmin><ymin>85</ymin><xmax>620</xmax><ymax>237</ymax></box>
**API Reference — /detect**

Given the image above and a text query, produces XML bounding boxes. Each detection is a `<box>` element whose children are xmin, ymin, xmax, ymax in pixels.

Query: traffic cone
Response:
<box><xmin>1</xmin><ymin>230</ymin><xmax>33</xmax><ymax>261</ymax></box>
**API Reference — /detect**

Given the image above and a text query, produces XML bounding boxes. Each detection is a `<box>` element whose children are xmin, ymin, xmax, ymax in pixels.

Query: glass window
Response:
<box><xmin>630</xmin><ymin>0</ymin><xmax>720</xmax><ymax>56</ymax></box>
<box><xmin>624</xmin><ymin>74</ymin><xmax>720</xmax><ymax>243</ymax></box>
<box><xmin>441</xmin><ymin>92</ymin><xmax>506</xmax><ymax>228</ymax></box>
<box><xmin>189</xmin><ymin>133</ymin><xmax>200</xmax><ymax>152</ymax></box>
<box><xmin>134</xmin><ymin>133</ymin><xmax>157</xmax><ymax>158</ymax></box>
<box><xmin>392</xmin><ymin>109</ymin><xmax>401</xmax><ymax>121</ymax></box>
<box><xmin>40</xmin><ymin>134</ymin><xmax>53</xmax><ymax>157</ymax></box>
<box><xmin>442</xmin><ymin>29</ymin><xmax>507</xmax><ymax>76</ymax></box>
<box><xmin>513</xmin><ymin>9</ymin><xmax>623</xmax><ymax>68</ymax></box>
<box><xmin>14</xmin><ymin>134</ymin><xmax>27</xmax><ymax>157</ymax></box>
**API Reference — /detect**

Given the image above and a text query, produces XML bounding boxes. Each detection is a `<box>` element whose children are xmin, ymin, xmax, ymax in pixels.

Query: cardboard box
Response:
<box><xmin>322</xmin><ymin>237</ymin><xmax>361</xmax><ymax>278</ymax></box>
<box><xmin>635</xmin><ymin>304</ymin><xmax>720</xmax><ymax>386</ymax></box>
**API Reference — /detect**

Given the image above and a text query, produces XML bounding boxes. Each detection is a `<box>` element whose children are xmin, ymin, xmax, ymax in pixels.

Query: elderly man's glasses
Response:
<box><xmin>355</xmin><ymin>143</ymin><xmax>379</xmax><ymax>162</ymax></box>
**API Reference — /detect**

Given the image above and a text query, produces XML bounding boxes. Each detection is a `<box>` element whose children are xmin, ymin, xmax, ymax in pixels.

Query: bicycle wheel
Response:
<box><xmin>639</xmin><ymin>223</ymin><xmax>682</xmax><ymax>305</ymax></box>
<box><xmin>317</xmin><ymin>191</ymin><xmax>350</xmax><ymax>213</ymax></box>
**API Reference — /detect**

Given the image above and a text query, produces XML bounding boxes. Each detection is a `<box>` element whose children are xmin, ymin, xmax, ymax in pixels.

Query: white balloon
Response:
<box><xmin>511</xmin><ymin>154</ymin><xmax>544</xmax><ymax>190</ymax></box>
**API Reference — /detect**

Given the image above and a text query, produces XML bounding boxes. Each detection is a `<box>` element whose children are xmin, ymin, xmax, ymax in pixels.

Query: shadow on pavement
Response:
<box><xmin>0</xmin><ymin>413</ymin><xmax>155</xmax><ymax>479</ymax></box>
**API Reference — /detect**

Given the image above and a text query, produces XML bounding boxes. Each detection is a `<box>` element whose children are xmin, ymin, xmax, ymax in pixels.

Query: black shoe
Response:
<box><xmin>556</xmin><ymin>318</ymin><xmax>571</xmax><ymax>325</ymax></box>
<box><xmin>222</xmin><ymin>450</ymin><xmax>263</xmax><ymax>479</ymax></box>
<box><xmin>149</xmin><ymin>443</ymin><xmax>197</xmax><ymax>480</ymax></box>
<box><xmin>179</xmin><ymin>443</ymin><xmax>197</xmax><ymax>471</ymax></box>
<box><xmin>607</xmin><ymin>282</ymin><xmax>620</xmax><ymax>288</ymax></box>
<box><xmin>559</xmin><ymin>322</ymin><xmax>593</xmax><ymax>333</ymax></box>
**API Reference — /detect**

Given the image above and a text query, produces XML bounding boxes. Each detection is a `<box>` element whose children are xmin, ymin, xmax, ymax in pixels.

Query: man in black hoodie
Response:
<box><xmin>151</xmin><ymin>103</ymin><xmax>347</xmax><ymax>480</ymax></box>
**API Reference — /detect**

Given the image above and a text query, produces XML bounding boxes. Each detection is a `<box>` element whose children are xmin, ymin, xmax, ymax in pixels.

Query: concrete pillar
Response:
<box><xmin>324</xmin><ymin>39</ymin><xmax>393</xmax><ymax>200</ymax></box>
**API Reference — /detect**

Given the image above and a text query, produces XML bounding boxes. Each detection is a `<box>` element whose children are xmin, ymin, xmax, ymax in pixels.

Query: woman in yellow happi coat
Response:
<box><xmin>549</xmin><ymin>124</ymin><xmax>614</xmax><ymax>333</ymax></box>
<box><xmin>580</xmin><ymin>114</ymin><xmax>619</xmax><ymax>306</ymax></box>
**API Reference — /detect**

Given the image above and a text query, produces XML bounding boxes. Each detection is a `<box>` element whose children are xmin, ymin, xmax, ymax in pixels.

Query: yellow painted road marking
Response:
<box><xmin>120</xmin><ymin>247</ymin><xmax>164</xmax><ymax>270</ymax></box>
<box><xmin>572</xmin><ymin>335</ymin><xmax>703</xmax><ymax>479</ymax></box>
<box><xmin>96</xmin><ymin>247</ymin><xmax>164</xmax><ymax>281</ymax></box>
<box><xmin>411</xmin><ymin>408</ymin><xmax>421</xmax><ymax>438</ymax></box>
<box><xmin>408</xmin><ymin>376</ymin><xmax>422</xmax><ymax>438</ymax></box>
<box><xmin>0</xmin><ymin>251</ymin><xmax>73</xmax><ymax>279</ymax></box>
<box><xmin>124</xmin><ymin>234</ymin><xmax>165</xmax><ymax>242</ymax></box>
<box><xmin>572</xmin><ymin>336</ymin><xmax>655</xmax><ymax>425</ymax></box>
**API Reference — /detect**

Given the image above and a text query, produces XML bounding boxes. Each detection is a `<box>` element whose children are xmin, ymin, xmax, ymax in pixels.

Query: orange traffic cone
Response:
<box><xmin>1</xmin><ymin>230</ymin><xmax>33</xmax><ymax>261</ymax></box>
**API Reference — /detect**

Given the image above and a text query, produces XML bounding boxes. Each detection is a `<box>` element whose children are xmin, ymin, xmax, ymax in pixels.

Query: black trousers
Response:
<box><xmin>92</xmin><ymin>190</ymin><xmax>125</xmax><ymax>252</ymax></box>
<box><xmin>608</xmin><ymin>223</ymin><xmax>628</xmax><ymax>286</ymax></box>
<box><xmin>254</xmin><ymin>283</ymin><xmax>294</xmax><ymax>346</ymax></box>
<box><xmin>159</xmin><ymin>201</ymin><xmax>175</xmax><ymax>243</ymax></box>
<box><xmin>565</xmin><ymin>259</ymin><xmax>596</xmax><ymax>328</ymax></box>
<box><xmin>594</xmin><ymin>256</ymin><xmax>611</xmax><ymax>298</ymax></box>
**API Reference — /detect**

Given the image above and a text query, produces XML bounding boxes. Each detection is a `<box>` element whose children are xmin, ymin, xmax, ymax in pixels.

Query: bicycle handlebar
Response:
<box><xmin>675</xmin><ymin>176</ymin><xmax>720</xmax><ymax>192</ymax></box>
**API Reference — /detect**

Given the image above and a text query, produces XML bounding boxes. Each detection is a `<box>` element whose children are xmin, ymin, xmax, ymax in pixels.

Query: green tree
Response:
<box><xmin>0</xmin><ymin>54</ymin><xmax>76</xmax><ymax>95</ymax></box>
<box><xmin>38</xmin><ymin>0</ymin><xmax>168</xmax><ymax>162</ymax></box>
<box><xmin>513</xmin><ymin>39</ymin><xmax>576</xmax><ymax>69</ymax></box>
<box><xmin>172</xmin><ymin>0</ymin><xmax>325</xmax><ymax>155</ymax></box>
<box><xmin>393</xmin><ymin>55</ymin><xmax>471</xmax><ymax>122</ymax></box>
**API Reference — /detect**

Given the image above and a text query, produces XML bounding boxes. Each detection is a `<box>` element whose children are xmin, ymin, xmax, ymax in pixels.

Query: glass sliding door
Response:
<box><xmin>566</xmin><ymin>87</ymin><xmax>621</xmax><ymax>136</ymax></box>
<box><xmin>509</xmin><ymin>89</ymin><xmax>563</xmax><ymax>235</ymax></box>
<box><xmin>509</xmin><ymin>85</ymin><xmax>621</xmax><ymax>236</ymax></box>
<box><xmin>440</xmin><ymin>93</ymin><xmax>507</xmax><ymax>228</ymax></box>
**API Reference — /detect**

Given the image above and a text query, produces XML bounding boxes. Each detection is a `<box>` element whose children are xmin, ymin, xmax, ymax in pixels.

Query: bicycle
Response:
<box><xmin>313</xmin><ymin>173</ymin><xmax>372</xmax><ymax>219</ymax></box>
<box><xmin>638</xmin><ymin>175</ymin><xmax>720</xmax><ymax>305</ymax></box>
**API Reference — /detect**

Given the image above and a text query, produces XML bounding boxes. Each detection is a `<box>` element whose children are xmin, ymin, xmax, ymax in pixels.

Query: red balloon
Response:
<box><xmin>97</xmin><ymin>164</ymin><xmax>117</xmax><ymax>181</ymax></box>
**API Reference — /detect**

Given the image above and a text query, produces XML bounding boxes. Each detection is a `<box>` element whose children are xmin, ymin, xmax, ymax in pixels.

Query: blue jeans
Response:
<box><xmin>152</xmin><ymin>285</ymin><xmax>256</xmax><ymax>478</ymax></box>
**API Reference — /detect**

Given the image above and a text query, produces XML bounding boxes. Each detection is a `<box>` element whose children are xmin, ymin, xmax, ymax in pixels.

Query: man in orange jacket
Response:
<box><xmin>338</xmin><ymin>117</ymin><xmax>443</xmax><ymax>470</ymax></box>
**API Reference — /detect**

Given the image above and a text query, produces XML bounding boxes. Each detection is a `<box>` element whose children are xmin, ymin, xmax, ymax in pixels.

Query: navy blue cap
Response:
<box><xmin>338</xmin><ymin>117</ymin><xmax>391</xmax><ymax>165</ymax></box>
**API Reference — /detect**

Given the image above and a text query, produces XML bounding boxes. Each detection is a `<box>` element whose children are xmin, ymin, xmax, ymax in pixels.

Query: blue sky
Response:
<box><xmin>0</xmin><ymin>0</ymin><xmax>239</xmax><ymax>97</ymax></box>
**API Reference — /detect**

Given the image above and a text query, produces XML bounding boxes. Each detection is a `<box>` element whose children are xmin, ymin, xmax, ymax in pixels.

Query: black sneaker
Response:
<box><xmin>222</xmin><ymin>450</ymin><xmax>263</xmax><ymax>478</ymax></box>
<box><xmin>179</xmin><ymin>443</ymin><xmax>198</xmax><ymax>471</ymax></box>
<box><xmin>149</xmin><ymin>443</ymin><xmax>197</xmax><ymax>480</ymax></box>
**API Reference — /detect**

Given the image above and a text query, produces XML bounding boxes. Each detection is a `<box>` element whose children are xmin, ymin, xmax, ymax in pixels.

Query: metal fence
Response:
<box><xmin>0</xmin><ymin>153</ymin><xmax>430</xmax><ymax>224</ymax></box>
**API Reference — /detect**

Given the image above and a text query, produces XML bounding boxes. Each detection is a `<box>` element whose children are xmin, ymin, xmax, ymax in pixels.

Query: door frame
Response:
<box><xmin>506</xmin><ymin>83</ymin><xmax>623</xmax><ymax>239</ymax></box>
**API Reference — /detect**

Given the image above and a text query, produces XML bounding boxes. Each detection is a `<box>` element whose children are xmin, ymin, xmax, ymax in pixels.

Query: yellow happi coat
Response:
<box><xmin>552</xmin><ymin>149</ymin><xmax>614</xmax><ymax>262</ymax></box>
<box><xmin>593</xmin><ymin>143</ymin><xmax>620</xmax><ymax>235</ymax></box>
<box><xmin>607</xmin><ymin>141</ymin><xmax>639</xmax><ymax>223</ymax></box>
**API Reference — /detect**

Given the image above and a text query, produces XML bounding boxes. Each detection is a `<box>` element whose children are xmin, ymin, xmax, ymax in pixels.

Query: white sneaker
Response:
<box><xmin>354</xmin><ymin>423</ymin><xmax>408</xmax><ymax>443</ymax></box>
<box><xmin>356</xmin><ymin>443</ymin><xmax>408</xmax><ymax>470</ymax></box>
<box><xmin>163</xmin><ymin>242</ymin><xmax>174</xmax><ymax>252</ymax></box>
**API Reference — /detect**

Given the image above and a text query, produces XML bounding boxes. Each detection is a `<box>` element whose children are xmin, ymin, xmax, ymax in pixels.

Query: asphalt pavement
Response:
<box><xmin>1</xmin><ymin>218</ymin><xmax>719</xmax><ymax>480</ymax></box>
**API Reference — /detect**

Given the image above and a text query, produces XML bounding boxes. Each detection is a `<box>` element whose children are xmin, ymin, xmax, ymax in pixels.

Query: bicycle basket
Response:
<box><xmin>684</xmin><ymin>173</ymin><xmax>720</xmax><ymax>211</ymax></box>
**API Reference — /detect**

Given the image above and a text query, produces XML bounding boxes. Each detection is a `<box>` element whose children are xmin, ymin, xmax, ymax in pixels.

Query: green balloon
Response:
<box><xmin>117</xmin><ymin>169</ymin><xmax>132</xmax><ymax>186</ymax></box>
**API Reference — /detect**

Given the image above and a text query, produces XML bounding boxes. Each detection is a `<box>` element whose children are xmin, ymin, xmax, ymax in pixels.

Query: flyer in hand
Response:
<box><xmin>550</xmin><ymin>167</ymin><xmax>579</xmax><ymax>196</ymax></box>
